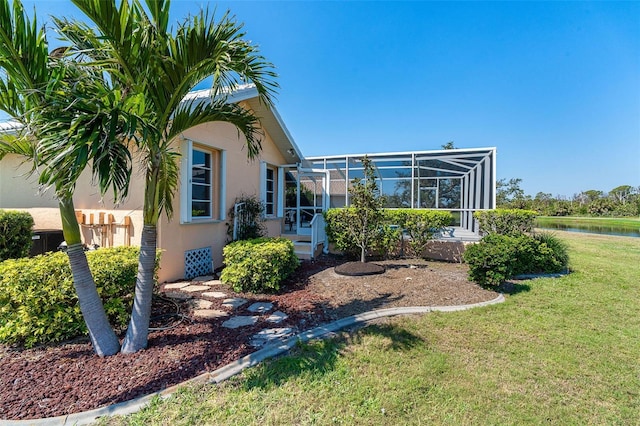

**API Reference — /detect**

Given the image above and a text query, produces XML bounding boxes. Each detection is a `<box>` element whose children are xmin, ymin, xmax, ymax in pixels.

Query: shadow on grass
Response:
<box><xmin>498</xmin><ymin>281</ymin><xmax>531</xmax><ymax>295</ymax></box>
<box><xmin>313</xmin><ymin>292</ymin><xmax>405</xmax><ymax>323</ymax></box>
<box><xmin>240</xmin><ymin>322</ymin><xmax>424</xmax><ymax>391</ymax></box>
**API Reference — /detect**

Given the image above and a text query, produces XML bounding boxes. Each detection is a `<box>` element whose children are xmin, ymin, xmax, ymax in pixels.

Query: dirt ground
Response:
<box><xmin>0</xmin><ymin>255</ymin><xmax>498</xmax><ymax>420</ymax></box>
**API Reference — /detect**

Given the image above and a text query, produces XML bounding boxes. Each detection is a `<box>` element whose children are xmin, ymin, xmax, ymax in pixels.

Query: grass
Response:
<box><xmin>536</xmin><ymin>215</ymin><xmax>640</xmax><ymax>230</ymax></box>
<box><xmin>102</xmin><ymin>232</ymin><xmax>640</xmax><ymax>425</ymax></box>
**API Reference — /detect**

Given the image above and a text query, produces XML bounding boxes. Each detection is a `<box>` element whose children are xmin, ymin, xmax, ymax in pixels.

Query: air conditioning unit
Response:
<box><xmin>30</xmin><ymin>229</ymin><xmax>65</xmax><ymax>257</ymax></box>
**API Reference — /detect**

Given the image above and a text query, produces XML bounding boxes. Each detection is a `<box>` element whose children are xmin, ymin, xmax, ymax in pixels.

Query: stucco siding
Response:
<box><xmin>0</xmin><ymin>99</ymin><xmax>294</xmax><ymax>284</ymax></box>
<box><xmin>157</xmin><ymin>118</ymin><xmax>288</xmax><ymax>282</ymax></box>
<box><xmin>0</xmin><ymin>154</ymin><xmax>58</xmax><ymax>209</ymax></box>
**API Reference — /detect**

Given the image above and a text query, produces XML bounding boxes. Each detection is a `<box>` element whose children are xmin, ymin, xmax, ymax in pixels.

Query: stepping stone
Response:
<box><xmin>249</xmin><ymin>327</ymin><xmax>295</xmax><ymax>347</ymax></box>
<box><xmin>202</xmin><ymin>291</ymin><xmax>227</xmax><ymax>299</ymax></box>
<box><xmin>162</xmin><ymin>292</ymin><xmax>192</xmax><ymax>300</ymax></box>
<box><xmin>181</xmin><ymin>285</ymin><xmax>211</xmax><ymax>293</ymax></box>
<box><xmin>222</xmin><ymin>315</ymin><xmax>258</xmax><ymax>329</ymax></box>
<box><xmin>192</xmin><ymin>299</ymin><xmax>213</xmax><ymax>309</ymax></box>
<box><xmin>222</xmin><ymin>298</ymin><xmax>248</xmax><ymax>309</ymax></box>
<box><xmin>163</xmin><ymin>282</ymin><xmax>191</xmax><ymax>290</ymax></box>
<box><xmin>193</xmin><ymin>277</ymin><xmax>223</xmax><ymax>286</ymax></box>
<box><xmin>247</xmin><ymin>302</ymin><xmax>274</xmax><ymax>313</ymax></box>
<box><xmin>193</xmin><ymin>309</ymin><xmax>228</xmax><ymax>319</ymax></box>
<box><xmin>266</xmin><ymin>311</ymin><xmax>288</xmax><ymax>324</ymax></box>
<box><xmin>192</xmin><ymin>275</ymin><xmax>215</xmax><ymax>282</ymax></box>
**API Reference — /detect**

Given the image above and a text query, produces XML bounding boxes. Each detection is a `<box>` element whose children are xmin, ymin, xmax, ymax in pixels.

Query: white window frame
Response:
<box><xmin>180</xmin><ymin>139</ymin><xmax>226</xmax><ymax>223</ymax></box>
<box><xmin>260</xmin><ymin>162</ymin><xmax>284</xmax><ymax>218</ymax></box>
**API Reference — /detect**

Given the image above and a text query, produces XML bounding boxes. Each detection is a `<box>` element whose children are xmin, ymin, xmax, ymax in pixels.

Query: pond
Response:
<box><xmin>537</xmin><ymin>223</ymin><xmax>640</xmax><ymax>238</ymax></box>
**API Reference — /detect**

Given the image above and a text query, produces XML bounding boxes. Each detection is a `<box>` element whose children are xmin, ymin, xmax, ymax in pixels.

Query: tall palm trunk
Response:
<box><xmin>59</xmin><ymin>197</ymin><xmax>120</xmax><ymax>357</ymax></box>
<box><xmin>121</xmin><ymin>162</ymin><xmax>160</xmax><ymax>354</ymax></box>
<box><xmin>120</xmin><ymin>224</ymin><xmax>156</xmax><ymax>353</ymax></box>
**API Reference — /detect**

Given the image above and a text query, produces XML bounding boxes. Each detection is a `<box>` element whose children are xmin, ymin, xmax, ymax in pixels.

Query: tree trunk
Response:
<box><xmin>120</xmin><ymin>225</ymin><xmax>157</xmax><ymax>354</ymax></box>
<box><xmin>360</xmin><ymin>213</ymin><xmax>367</xmax><ymax>263</ymax></box>
<box><xmin>59</xmin><ymin>198</ymin><xmax>120</xmax><ymax>357</ymax></box>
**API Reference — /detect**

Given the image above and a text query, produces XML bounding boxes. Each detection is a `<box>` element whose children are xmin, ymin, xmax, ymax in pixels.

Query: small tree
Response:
<box><xmin>346</xmin><ymin>156</ymin><xmax>385</xmax><ymax>262</ymax></box>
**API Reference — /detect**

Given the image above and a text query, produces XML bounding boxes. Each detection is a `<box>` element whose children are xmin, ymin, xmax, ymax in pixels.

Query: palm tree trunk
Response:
<box><xmin>59</xmin><ymin>198</ymin><xmax>120</xmax><ymax>357</ymax></box>
<box><xmin>120</xmin><ymin>224</ymin><xmax>157</xmax><ymax>354</ymax></box>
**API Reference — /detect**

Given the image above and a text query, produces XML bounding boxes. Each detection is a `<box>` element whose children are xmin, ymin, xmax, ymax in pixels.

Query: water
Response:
<box><xmin>538</xmin><ymin>223</ymin><xmax>640</xmax><ymax>238</ymax></box>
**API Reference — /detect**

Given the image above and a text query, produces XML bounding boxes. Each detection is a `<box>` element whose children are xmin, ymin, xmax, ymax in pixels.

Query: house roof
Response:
<box><xmin>0</xmin><ymin>84</ymin><xmax>306</xmax><ymax>165</ymax></box>
<box><xmin>182</xmin><ymin>84</ymin><xmax>305</xmax><ymax>165</ymax></box>
<box><xmin>0</xmin><ymin>119</ymin><xmax>23</xmax><ymax>133</ymax></box>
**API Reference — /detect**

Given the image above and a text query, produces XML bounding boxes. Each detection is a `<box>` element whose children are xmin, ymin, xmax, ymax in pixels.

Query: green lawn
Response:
<box><xmin>536</xmin><ymin>215</ymin><xmax>640</xmax><ymax>230</ymax></box>
<box><xmin>103</xmin><ymin>232</ymin><xmax>640</xmax><ymax>425</ymax></box>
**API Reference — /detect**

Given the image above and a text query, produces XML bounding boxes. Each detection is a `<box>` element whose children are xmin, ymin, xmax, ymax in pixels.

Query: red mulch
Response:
<box><xmin>0</xmin><ymin>255</ymin><xmax>498</xmax><ymax>421</ymax></box>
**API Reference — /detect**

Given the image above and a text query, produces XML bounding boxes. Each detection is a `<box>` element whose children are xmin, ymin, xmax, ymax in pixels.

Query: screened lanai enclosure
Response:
<box><xmin>284</xmin><ymin>148</ymin><xmax>496</xmax><ymax>235</ymax></box>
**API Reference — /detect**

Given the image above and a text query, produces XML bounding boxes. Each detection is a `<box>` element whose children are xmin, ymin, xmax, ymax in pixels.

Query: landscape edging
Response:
<box><xmin>1</xmin><ymin>293</ymin><xmax>505</xmax><ymax>426</ymax></box>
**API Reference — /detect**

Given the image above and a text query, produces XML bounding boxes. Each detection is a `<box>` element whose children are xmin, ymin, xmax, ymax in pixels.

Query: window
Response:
<box><xmin>191</xmin><ymin>148</ymin><xmax>212</xmax><ymax>218</ymax></box>
<box><xmin>265</xmin><ymin>167</ymin><xmax>275</xmax><ymax>215</ymax></box>
<box><xmin>261</xmin><ymin>162</ymin><xmax>281</xmax><ymax>218</ymax></box>
<box><xmin>181</xmin><ymin>139</ymin><xmax>226</xmax><ymax>223</ymax></box>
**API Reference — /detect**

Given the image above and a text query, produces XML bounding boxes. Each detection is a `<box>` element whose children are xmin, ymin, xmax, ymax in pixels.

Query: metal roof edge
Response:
<box><xmin>305</xmin><ymin>147</ymin><xmax>497</xmax><ymax>160</ymax></box>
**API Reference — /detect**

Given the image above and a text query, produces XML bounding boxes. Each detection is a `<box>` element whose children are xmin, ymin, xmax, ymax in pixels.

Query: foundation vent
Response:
<box><xmin>184</xmin><ymin>247</ymin><xmax>212</xmax><ymax>279</ymax></box>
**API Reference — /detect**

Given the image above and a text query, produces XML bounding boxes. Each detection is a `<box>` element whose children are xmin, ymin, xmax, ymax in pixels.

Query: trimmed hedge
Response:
<box><xmin>386</xmin><ymin>209</ymin><xmax>452</xmax><ymax>256</ymax></box>
<box><xmin>474</xmin><ymin>209</ymin><xmax>537</xmax><ymax>235</ymax></box>
<box><xmin>324</xmin><ymin>208</ymin><xmax>452</xmax><ymax>258</ymax></box>
<box><xmin>221</xmin><ymin>237</ymin><xmax>299</xmax><ymax>293</ymax></box>
<box><xmin>0</xmin><ymin>246</ymin><xmax>151</xmax><ymax>348</ymax></box>
<box><xmin>463</xmin><ymin>232</ymin><xmax>569</xmax><ymax>287</ymax></box>
<box><xmin>0</xmin><ymin>210</ymin><xmax>34</xmax><ymax>261</ymax></box>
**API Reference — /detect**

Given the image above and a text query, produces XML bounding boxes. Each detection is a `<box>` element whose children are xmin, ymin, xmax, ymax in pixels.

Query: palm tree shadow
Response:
<box><xmin>314</xmin><ymin>292</ymin><xmax>405</xmax><ymax>323</ymax></box>
<box><xmin>240</xmin><ymin>322</ymin><xmax>424</xmax><ymax>391</ymax></box>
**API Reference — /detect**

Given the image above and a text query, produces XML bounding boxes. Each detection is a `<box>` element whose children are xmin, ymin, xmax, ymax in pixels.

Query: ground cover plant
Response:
<box><xmin>102</xmin><ymin>231</ymin><xmax>640</xmax><ymax>425</ymax></box>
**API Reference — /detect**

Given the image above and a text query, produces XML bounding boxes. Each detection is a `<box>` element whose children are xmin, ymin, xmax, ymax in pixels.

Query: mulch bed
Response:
<box><xmin>0</xmin><ymin>255</ymin><xmax>498</xmax><ymax>421</ymax></box>
<box><xmin>335</xmin><ymin>261</ymin><xmax>385</xmax><ymax>276</ymax></box>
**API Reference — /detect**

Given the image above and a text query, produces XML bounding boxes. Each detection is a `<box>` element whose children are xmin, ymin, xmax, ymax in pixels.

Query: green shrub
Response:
<box><xmin>463</xmin><ymin>234</ymin><xmax>519</xmax><ymax>287</ymax></box>
<box><xmin>531</xmin><ymin>232</ymin><xmax>570</xmax><ymax>273</ymax></box>
<box><xmin>221</xmin><ymin>237</ymin><xmax>299</xmax><ymax>293</ymax></box>
<box><xmin>0</xmin><ymin>210</ymin><xmax>34</xmax><ymax>261</ymax></box>
<box><xmin>0</xmin><ymin>246</ymin><xmax>148</xmax><ymax>348</ymax></box>
<box><xmin>474</xmin><ymin>209</ymin><xmax>537</xmax><ymax>235</ymax></box>
<box><xmin>463</xmin><ymin>232</ymin><xmax>569</xmax><ymax>287</ymax></box>
<box><xmin>325</xmin><ymin>208</ymin><xmax>452</xmax><ymax>258</ymax></box>
<box><xmin>368</xmin><ymin>224</ymin><xmax>403</xmax><ymax>259</ymax></box>
<box><xmin>390</xmin><ymin>209</ymin><xmax>452</xmax><ymax>256</ymax></box>
<box><xmin>324</xmin><ymin>208</ymin><xmax>362</xmax><ymax>258</ymax></box>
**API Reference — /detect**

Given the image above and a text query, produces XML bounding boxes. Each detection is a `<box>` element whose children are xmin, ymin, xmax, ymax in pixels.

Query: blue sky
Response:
<box><xmin>4</xmin><ymin>1</ymin><xmax>640</xmax><ymax>197</ymax></box>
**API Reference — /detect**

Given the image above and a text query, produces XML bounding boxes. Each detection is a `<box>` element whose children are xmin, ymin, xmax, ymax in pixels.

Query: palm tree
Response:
<box><xmin>0</xmin><ymin>0</ymin><xmax>139</xmax><ymax>356</ymax></box>
<box><xmin>59</xmin><ymin>0</ymin><xmax>278</xmax><ymax>353</ymax></box>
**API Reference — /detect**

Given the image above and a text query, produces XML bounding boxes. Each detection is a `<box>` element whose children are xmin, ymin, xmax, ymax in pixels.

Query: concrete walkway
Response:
<box><xmin>0</xmin><ymin>287</ymin><xmax>505</xmax><ymax>426</ymax></box>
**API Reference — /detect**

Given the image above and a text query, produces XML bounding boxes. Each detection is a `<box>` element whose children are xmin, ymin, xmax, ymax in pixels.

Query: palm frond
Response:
<box><xmin>60</xmin><ymin>0</ymin><xmax>278</xmax><ymax>219</ymax></box>
<box><xmin>0</xmin><ymin>0</ymin><xmax>48</xmax><ymax>100</ymax></box>
<box><xmin>0</xmin><ymin>131</ymin><xmax>36</xmax><ymax>169</ymax></box>
<box><xmin>34</xmin><ymin>61</ymin><xmax>139</xmax><ymax>202</ymax></box>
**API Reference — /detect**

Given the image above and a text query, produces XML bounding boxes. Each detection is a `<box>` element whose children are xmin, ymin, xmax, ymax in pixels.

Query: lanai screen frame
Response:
<box><xmin>305</xmin><ymin>147</ymin><xmax>496</xmax><ymax>233</ymax></box>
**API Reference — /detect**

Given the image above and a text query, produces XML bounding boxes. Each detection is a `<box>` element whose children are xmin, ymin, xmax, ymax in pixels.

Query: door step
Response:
<box><xmin>293</xmin><ymin>240</ymin><xmax>312</xmax><ymax>260</ymax></box>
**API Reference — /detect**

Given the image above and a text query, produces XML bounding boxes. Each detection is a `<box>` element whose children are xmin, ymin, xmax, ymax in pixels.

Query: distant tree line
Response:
<box><xmin>496</xmin><ymin>178</ymin><xmax>640</xmax><ymax>217</ymax></box>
